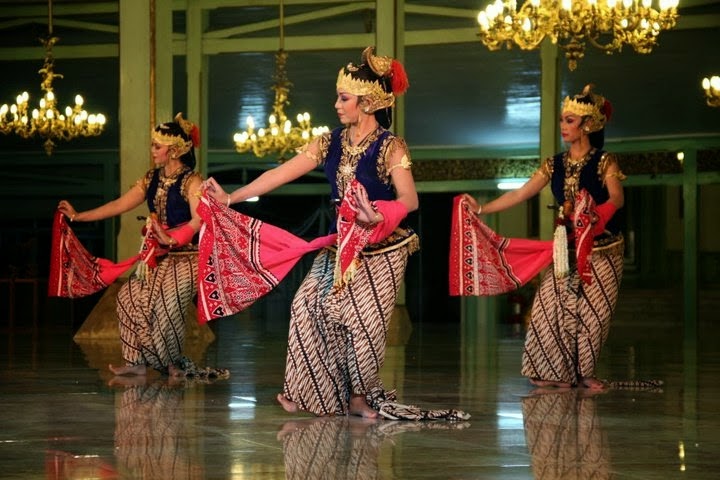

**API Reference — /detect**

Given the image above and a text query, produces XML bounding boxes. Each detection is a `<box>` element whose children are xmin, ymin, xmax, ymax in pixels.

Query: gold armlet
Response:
<box><xmin>387</xmin><ymin>154</ymin><xmax>412</xmax><ymax>175</ymax></box>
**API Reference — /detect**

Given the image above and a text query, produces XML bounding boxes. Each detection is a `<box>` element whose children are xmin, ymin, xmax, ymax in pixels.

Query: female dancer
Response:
<box><xmin>204</xmin><ymin>47</ymin><xmax>422</xmax><ymax>417</ymax></box>
<box><xmin>57</xmin><ymin>113</ymin><xmax>219</xmax><ymax>378</ymax></box>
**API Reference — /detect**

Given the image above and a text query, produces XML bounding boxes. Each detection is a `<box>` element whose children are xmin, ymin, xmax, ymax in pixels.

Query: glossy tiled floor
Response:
<box><xmin>1</xmin><ymin>289</ymin><xmax>719</xmax><ymax>480</ymax></box>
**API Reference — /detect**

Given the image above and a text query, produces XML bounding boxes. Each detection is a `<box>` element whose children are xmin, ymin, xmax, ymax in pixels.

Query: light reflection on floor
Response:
<box><xmin>1</xmin><ymin>289</ymin><xmax>719</xmax><ymax>480</ymax></box>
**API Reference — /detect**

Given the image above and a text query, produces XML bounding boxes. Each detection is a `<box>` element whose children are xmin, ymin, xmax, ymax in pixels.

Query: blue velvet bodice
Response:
<box><xmin>550</xmin><ymin>149</ymin><xmax>621</xmax><ymax>236</ymax></box>
<box><xmin>145</xmin><ymin>167</ymin><xmax>193</xmax><ymax>228</ymax></box>
<box><xmin>322</xmin><ymin>127</ymin><xmax>402</xmax><ymax>234</ymax></box>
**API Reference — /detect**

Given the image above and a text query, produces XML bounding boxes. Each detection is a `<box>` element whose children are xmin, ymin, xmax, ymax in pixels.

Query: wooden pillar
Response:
<box><xmin>154</xmin><ymin>0</ymin><xmax>174</xmax><ymax>124</ymax></box>
<box><xmin>375</xmin><ymin>0</ymin><xmax>405</xmax><ymax>137</ymax></box>
<box><xmin>186</xmin><ymin>0</ymin><xmax>208</xmax><ymax>177</ymax></box>
<box><xmin>538</xmin><ymin>39</ymin><xmax>561</xmax><ymax>240</ymax></box>
<box><xmin>118</xmin><ymin>0</ymin><xmax>152</xmax><ymax>261</ymax></box>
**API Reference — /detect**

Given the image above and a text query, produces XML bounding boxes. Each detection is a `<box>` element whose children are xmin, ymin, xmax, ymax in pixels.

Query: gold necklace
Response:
<box><xmin>342</xmin><ymin>127</ymin><xmax>378</xmax><ymax>156</ymax></box>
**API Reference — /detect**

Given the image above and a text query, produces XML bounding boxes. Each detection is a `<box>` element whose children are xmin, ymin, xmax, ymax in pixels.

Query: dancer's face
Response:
<box><xmin>560</xmin><ymin>112</ymin><xmax>584</xmax><ymax>144</ymax></box>
<box><xmin>151</xmin><ymin>141</ymin><xmax>172</xmax><ymax>166</ymax></box>
<box><xmin>335</xmin><ymin>91</ymin><xmax>361</xmax><ymax>126</ymax></box>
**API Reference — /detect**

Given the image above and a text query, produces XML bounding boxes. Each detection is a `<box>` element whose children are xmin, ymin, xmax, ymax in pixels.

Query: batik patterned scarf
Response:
<box><xmin>48</xmin><ymin>211</ymin><xmax>165</xmax><ymax>298</ymax></box>
<box><xmin>448</xmin><ymin>195</ymin><xmax>554</xmax><ymax>296</ymax></box>
<box><xmin>572</xmin><ymin>189</ymin><xmax>595</xmax><ymax>285</ymax></box>
<box><xmin>197</xmin><ymin>180</ymin><xmax>379</xmax><ymax>324</ymax></box>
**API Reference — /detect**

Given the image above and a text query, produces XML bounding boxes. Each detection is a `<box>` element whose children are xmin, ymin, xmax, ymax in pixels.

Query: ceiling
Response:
<box><xmin>0</xmin><ymin>0</ymin><xmax>719</xmax><ymax>155</ymax></box>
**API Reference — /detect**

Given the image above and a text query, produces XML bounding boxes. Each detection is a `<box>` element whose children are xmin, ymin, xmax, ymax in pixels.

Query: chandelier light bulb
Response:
<box><xmin>701</xmin><ymin>75</ymin><xmax>720</xmax><ymax>107</ymax></box>
<box><xmin>246</xmin><ymin>116</ymin><xmax>255</xmax><ymax>130</ymax></box>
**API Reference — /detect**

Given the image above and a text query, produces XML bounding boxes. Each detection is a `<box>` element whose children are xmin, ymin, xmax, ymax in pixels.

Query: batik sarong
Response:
<box><xmin>521</xmin><ymin>240</ymin><xmax>624</xmax><ymax>385</ymax></box>
<box><xmin>116</xmin><ymin>252</ymin><xmax>197</xmax><ymax>372</ymax></box>
<box><xmin>281</xmin><ymin>244</ymin><xmax>408</xmax><ymax>416</ymax></box>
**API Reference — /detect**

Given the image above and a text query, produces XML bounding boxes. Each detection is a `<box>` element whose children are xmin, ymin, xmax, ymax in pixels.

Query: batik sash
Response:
<box><xmin>448</xmin><ymin>195</ymin><xmax>554</xmax><ymax>296</ymax></box>
<box><xmin>197</xmin><ymin>180</ymin><xmax>387</xmax><ymax>323</ymax></box>
<box><xmin>48</xmin><ymin>211</ymin><xmax>165</xmax><ymax>298</ymax></box>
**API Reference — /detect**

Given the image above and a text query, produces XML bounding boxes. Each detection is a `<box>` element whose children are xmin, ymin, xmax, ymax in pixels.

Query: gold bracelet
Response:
<box><xmin>226</xmin><ymin>194</ymin><xmax>231</xmax><ymax>207</ymax></box>
<box><xmin>477</xmin><ymin>205</ymin><xmax>483</xmax><ymax>215</ymax></box>
<box><xmin>70</xmin><ymin>213</ymin><xmax>76</xmax><ymax>222</ymax></box>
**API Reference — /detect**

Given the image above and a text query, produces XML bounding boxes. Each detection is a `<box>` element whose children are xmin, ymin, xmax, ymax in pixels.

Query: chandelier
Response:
<box><xmin>0</xmin><ymin>0</ymin><xmax>106</xmax><ymax>155</ymax></box>
<box><xmin>476</xmin><ymin>0</ymin><xmax>680</xmax><ymax>71</ymax></box>
<box><xmin>233</xmin><ymin>0</ymin><xmax>328</xmax><ymax>161</ymax></box>
<box><xmin>701</xmin><ymin>75</ymin><xmax>720</xmax><ymax>107</ymax></box>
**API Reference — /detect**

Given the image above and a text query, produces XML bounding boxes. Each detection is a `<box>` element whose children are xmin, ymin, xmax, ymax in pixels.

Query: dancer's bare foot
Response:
<box><xmin>108</xmin><ymin>363</ymin><xmax>146</xmax><ymax>376</ymax></box>
<box><xmin>277</xmin><ymin>393</ymin><xmax>299</xmax><ymax>413</ymax></box>
<box><xmin>168</xmin><ymin>364</ymin><xmax>185</xmax><ymax>378</ymax></box>
<box><xmin>529</xmin><ymin>378</ymin><xmax>571</xmax><ymax>388</ymax></box>
<box><xmin>581</xmin><ymin>377</ymin><xmax>606</xmax><ymax>391</ymax></box>
<box><xmin>349</xmin><ymin>394</ymin><xmax>378</xmax><ymax>419</ymax></box>
<box><xmin>108</xmin><ymin>375</ymin><xmax>148</xmax><ymax>387</ymax></box>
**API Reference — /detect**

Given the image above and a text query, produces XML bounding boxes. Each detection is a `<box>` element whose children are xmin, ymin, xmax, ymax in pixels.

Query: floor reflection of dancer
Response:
<box><xmin>278</xmin><ymin>416</ymin><xmax>471</xmax><ymax>480</ymax></box>
<box><xmin>113</xmin><ymin>378</ymin><xmax>203</xmax><ymax>479</ymax></box>
<box><xmin>522</xmin><ymin>389</ymin><xmax>611</xmax><ymax>479</ymax></box>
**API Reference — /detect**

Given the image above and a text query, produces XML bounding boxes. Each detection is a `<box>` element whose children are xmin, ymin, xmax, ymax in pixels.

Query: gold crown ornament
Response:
<box><xmin>561</xmin><ymin>84</ymin><xmax>610</xmax><ymax>133</ymax></box>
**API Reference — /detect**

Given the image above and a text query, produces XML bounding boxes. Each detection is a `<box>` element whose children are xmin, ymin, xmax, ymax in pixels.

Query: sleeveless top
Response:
<box><xmin>140</xmin><ymin>166</ymin><xmax>201</xmax><ymax>247</ymax></box>
<box><xmin>543</xmin><ymin>148</ymin><xmax>623</xmax><ymax>240</ymax></box>
<box><xmin>316</xmin><ymin>126</ymin><xmax>418</xmax><ymax>253</ymax></box>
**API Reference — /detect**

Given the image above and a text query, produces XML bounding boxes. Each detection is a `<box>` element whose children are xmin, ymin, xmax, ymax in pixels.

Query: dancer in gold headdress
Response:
<box><xmin>461</xmin><ymin>85</ymin><xmax>625</xmax><ymax>390</ymax></box>
<box><xmin>56</xmin><ymin>114</ymin><xmax>226</xmax><ymax>379</ymax></box>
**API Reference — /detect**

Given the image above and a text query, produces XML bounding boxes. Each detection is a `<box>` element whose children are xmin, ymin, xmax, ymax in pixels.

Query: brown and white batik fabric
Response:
<box><xmin>522</xmin><ymin>390</ymin><xmax>611</xmax><ymax>479</ymax></box>
<box><xmin>282</xmin><ymin>246</ymin><xmax>409</xmax><ymax>417</ymax></box>
<box><xmin>114</xmin><ymin>381</ymin><xmax>201</xmax><ymax>479</ymax></box>
<box><xmin>116</xmin><ymin>253</ymin><xmax>197</xmax><ymax>373</ymax></box>
<box><xmin>521</xmin><ymin>244</ymin><xmax>623</xmax><ymax>385</ymax></box>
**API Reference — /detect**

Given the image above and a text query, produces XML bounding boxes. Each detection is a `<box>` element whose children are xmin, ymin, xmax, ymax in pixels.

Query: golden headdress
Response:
<box><xmin>336</xmin><ymin>46</ymin><xmax>409</xmax><ymax>114</ymax></box>
<box><xmin>152</xmin><ymin>112</ymin><xmax>199</xmax><ymax>157</ymax></box>
<box><xmin>561</xmin><ymin>84</ymin><xmax>612</xmax><ymax>133</ymax></box>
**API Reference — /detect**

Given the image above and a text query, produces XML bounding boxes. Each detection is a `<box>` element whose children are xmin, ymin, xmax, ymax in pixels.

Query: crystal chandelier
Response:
<box><xmin>701</xmin><ymin>75</ymin><xmax>720</xmax><ymax>107</ymax></box>
<box><xmin>476</xmin><ymin>0</ymin><xmax>680</xmax><ymax>71</ymax></box>
<box><xmin>232</xmin><ymin>0</ymin><xmax>328</xmax><ymax>161</ymax></box>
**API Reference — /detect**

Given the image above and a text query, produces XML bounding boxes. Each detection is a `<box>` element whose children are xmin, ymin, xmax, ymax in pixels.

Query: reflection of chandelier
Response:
<box><xmin>701</xmin><ymin>76</ymin><xmax>720</xmax><ymax>107</ymax></box>
<box><xmin>233</xmin><ymin>0</ymin><xmax>328</xmax><ymax>161</ymax></box>
<box><xmin>0</xmin><ymin>0</ymin><xmax>106</xmax><ymax>155</ymax></box>
<box><xmin>476</xmin><ymin>0</ymin><xmax>680</xmax><ymax>71</ymax></box>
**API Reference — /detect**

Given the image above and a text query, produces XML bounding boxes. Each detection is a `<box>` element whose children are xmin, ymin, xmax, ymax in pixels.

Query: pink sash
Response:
<box><xmin>48</xmin><ymin>211</ymin><xmax>165</xmax><ymax>298</ymax></box>
<box><xmin>197</xmin><ymin>180</ymin><xmax>390</xmax><ymax>323</ymax></box>
<box><xmin>448</xmin><ymin>195</ymin><xmax>553</xmax><ymax>296</ymax></box>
